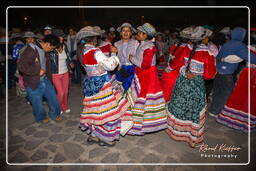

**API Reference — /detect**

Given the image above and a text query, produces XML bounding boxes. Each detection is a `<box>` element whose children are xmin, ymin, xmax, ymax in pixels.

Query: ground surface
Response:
<box><xmin>1</xmin><ymin>84</ymin><xmax>256</xmax><ymax>170</ymax></box>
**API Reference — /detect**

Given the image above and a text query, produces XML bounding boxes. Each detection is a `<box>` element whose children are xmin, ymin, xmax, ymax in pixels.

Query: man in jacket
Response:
<box><xmin>18</xmin><ymin>34</ymin><xmax>62</xmax><ymax>123</ymax></box>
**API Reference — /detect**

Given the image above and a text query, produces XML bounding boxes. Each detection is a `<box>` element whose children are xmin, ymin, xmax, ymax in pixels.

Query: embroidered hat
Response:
<box><xmin>23</xmin><ymin>31</ymin><xmax>38</xmax><ymax>38</ymax></box>
<box><xmin>109</xmin><ymin>27</ymin><xmax>115</xmax><ymax>32</ymax></box>
<box><xmin>180</xmin><ymin>26</ymin><xmax>195</xmax><ymax>39</ymax></box>
<box><xmin>93</xmin><ymin>26</ymin><xmax>105</xmax><ymax>35</ymax></box>
<box><xmin>76</xmin><ymin>26</ymin><xmax>101</xmax><ymax>40</ymax></box>
<box><xmin>117</xmin><ymin>22</ymin><xmax>136</xmax><ymax>33</ymax></box>
<box><xmin>219</xmin><ymin>27</ymin><xmax>231</xmax><ymax>35</ymax></box>
<box><xmin>180</xmin><ymin>26</ymin><xmax>212</xmax><ymax>42</ymax></box>
<box><xmin>137</xmin><ymin>23</ymin><xmax>157</xmax><ymax>37</ymax></box>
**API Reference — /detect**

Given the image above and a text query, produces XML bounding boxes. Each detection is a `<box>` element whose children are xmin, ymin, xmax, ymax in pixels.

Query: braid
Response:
<box><xmin>185</xmin><ymin>42</ymin><xmax>198</xmax><ymax>73</ymax></box>
<box><xmin>167</xmin><ymin>40</ymin><xmax>183</xmax><ymax>63</ymax></box>
<box><xmin>172</xmin><ymin>41</ymin><xmax>182</xmax><ymax>56</ymax></box>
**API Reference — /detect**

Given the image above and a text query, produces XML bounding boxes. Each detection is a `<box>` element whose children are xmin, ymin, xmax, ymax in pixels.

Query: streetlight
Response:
<box><xmin>24</xmin><ymin>16</ymin><xmax>28</xmax><ymax>25</ymax></box>
<box><xmin>141</xmin><ymin>16</ymin><xmax>144</xmax><ymax>24</ymax></box>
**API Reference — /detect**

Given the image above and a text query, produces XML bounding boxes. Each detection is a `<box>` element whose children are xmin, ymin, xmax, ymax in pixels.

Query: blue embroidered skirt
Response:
<box><xmin>82</xmin><ymin>73</ymin><xmax>111</xmax><ymax>97</ymax></box>
<box><xmin>115</xmin><ymin>65</ymin><xmax>135</xmax><ymax>93</ymax></box>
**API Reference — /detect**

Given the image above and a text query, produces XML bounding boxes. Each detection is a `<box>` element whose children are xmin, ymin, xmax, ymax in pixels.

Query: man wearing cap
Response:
<box><xmin>126</xmin><ymin>23</ymin><xmax>167</xmax><ymax>135</ymax></box>
<box><xmin>18</xmin><ymin>34</ymin><xmax>62</xmax><ymax>123</ymax></box>
<box><xmin>43</xmin><ymin>25</ymin><xmax>53</xmax><ymax>36</ymax></box>
<box><xmin>114</xmin><ymin>22</ymin><xmax>139</xmax><ymax>93</ymax></box>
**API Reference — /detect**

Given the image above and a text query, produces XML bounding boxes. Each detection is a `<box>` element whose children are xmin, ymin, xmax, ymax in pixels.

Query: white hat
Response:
<box><xmin>23</xmin><ymin>31</ymin><xmax>38</xmax><ymax>38</ymax></box>
<box><xmin>180</xmin><ymin>26</ymin><xmax>212</xmax><ymax>42</ymax></box>
<box><xmin>137</xmin><ymin>23</ymin><xmax>157</xmax><ymax>37</ymax></box>
<box><xmin>109</xmin><ymin>27</ymin><xmax>115</xmax><ymax>32</ymax></box>
<box><xmin>219</xmin><ymin>27</ymin><xmax>231</xmax><ymax>35</ymax></box>
<box><xmin>76</xmin><ymin>26</ymin><xmax>100</xmax><ymax>40</ymax></box>
<box><xmin>93</xmin><ymin>26</ymin><xmax>105</xmax><ymax>35</ymax></box>
<box><xmin>117</xmin><ymin>22</ymin><xmax>136</xmax><ymax>33</ymax></box>
<box><xmin>44</xmin><ymin>25</ymin><xmax>52</xmax><ymax>30</ymax></box>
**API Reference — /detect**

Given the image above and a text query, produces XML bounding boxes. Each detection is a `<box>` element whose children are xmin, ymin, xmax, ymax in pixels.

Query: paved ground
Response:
<box><xmin>1</xmin><ymin>83</ymin><xmax>256</xmax><ymax>171</ymax></box>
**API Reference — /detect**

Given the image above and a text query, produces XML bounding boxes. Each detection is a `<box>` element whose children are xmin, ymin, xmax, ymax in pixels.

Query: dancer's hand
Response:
<box><xmin>111</xmin><ymin>46</ymin><xmax>117</xmax><ymax>53</ymax></box>
<box><xmin>70</xmin><ymin>63</ymin><xmax>75</xmax><ymax>69</ymax></box>
<box><xmin>39</xmin><ymin>69</ymin><xmax>46</xmax><ymax>76</ymax></box>
<box><xmin>129</xmin><ymin>54</ymin><xmax>133</xmax><ymax>60</ymax></box>
<box><xmin>186</xmin><ymin>72</ymin><xmax>196</xmax><ymax>80</ymax></box>
<box><xmin>164</xmin><ymin>66</ymin><xmax>172</xmax><ymax>73</ymax></box>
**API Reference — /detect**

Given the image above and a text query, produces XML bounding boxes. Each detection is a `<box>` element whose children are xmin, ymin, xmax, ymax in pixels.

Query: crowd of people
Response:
<box><xmin>0</xmin><ymin>22</ymin><xmax>255</xmax><ymax>147</ymax></box>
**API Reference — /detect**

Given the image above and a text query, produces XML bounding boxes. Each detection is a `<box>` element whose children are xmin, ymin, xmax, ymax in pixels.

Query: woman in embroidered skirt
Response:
<box><xmin>166</xmin><ymin>26</ymin><xmax>216</xmax><ymax>147</ymax></box>
<box><xmin>216</xmin><ymin>45</ymin><xmax>256</xmax><ymax>132</ymax></box>
<box><xmin>155</xmin><ymin>32</ymin><xmax>169</xmax><ymax>80</ymax></box>
<box><xmin>127</xmin><ymin>23</ymin><xmax>167</xmax><ymax>135</ymax></box>
<box><xmin>77</xmin><ymin>26</ymin><xmax>132</xmax><ymax>146</ymax></box>
<box><xmin>161</xmin><ymin>39</ymin><xmax>188</xmax><ymax>103</ymax></box>
<box><xmin>114</xmin><ymin>22</ymin><xmax>139</xmax><ymax>93</ymax></box>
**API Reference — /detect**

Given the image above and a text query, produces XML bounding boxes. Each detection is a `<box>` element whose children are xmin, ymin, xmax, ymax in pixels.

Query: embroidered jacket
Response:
<box><xmin>82</xmin><ymin>44</ymin><xmax>120</xmax><ymax>77</ymax></box>
<box><xmin>114</xmin><ymin>39</ymin><xmax>139</xmax><ymax>66</ymax></box>
<box><xmin>130</xmin><ymin>40</ymin><xmax>157</xmax><ymax>69</ymax></box>
<box><xmin>169</xmin><ymin>43</ymin><xmax>216</xmax><ymax>80</ymax></box>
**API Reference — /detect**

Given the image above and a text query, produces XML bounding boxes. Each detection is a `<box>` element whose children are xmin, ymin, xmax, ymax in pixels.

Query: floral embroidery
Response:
<box><xmin>83</xmin><ymin>73</ymin><xmax>111</xmax><ymax>97</ymax></box>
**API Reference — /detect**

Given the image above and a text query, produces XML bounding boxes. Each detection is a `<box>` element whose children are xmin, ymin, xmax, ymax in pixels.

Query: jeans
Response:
<box><xmin>26</xmin><ymin>77</ymin><xmax>61</xmax><ymax>122</ymax></box>
<box><xmin>71</xmin><ymin>60</ymin><xmax>82</xmax><ymax>84</ymax></box>
<box><xmin>208</xmin><ymin>73</ymin><xmax>235</xmax><ymax>115</ymax></box>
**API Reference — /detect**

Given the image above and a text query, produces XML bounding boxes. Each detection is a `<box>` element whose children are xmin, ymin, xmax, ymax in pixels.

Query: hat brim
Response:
<box><xmin>23</xmin><ymin>35</ymin><xmax>38</xmax><ymax>38</ymax></box>
<box><xmin>136</xmin><ymin>25</ymin><xmax>156</xmax><ymax>37</ymax></box>
<box><xmin>117</xmin><ymin>26</ymin><xmax>136</xmax><ymax>34</ymax></box>
<box><xmin>76</xmin><ymin>31</ymin><xmax>100</xmax><ymax>40</ymax></box>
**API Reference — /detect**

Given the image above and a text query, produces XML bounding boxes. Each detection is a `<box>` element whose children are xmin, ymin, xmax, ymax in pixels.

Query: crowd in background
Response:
<box><xmin>0</xmin><ymin>22</ymin><xmax>256</xmax><ymax>147</ymax></box>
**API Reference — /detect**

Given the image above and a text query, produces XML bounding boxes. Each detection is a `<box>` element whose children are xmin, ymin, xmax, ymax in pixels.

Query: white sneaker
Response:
<box><xmin>65</xmin><ymin>109</ymin><xmax>71</xmax><ymax>113</ymax></box>
<box><xmin>60</xmin><ymin>111</ymin><xmax>63</xmax><ymax>115</ymax></box>
<box><xmin>209</xmin><ymin>112</ymin><xmax>217</xmax><ymax>118</ymax></box>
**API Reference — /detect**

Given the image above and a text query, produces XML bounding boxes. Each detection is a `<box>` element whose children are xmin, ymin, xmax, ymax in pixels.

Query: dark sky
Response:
<box><xmin>1</xmin><ymin>0</ymin><xmax>255</xmax><ymax>31</ymax></box>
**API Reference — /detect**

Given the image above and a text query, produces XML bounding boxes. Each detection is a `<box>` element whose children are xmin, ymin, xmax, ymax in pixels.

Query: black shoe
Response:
<box><xmin>87</xmin><ymin>136</ymin><xmax>99</xmax><ymax>145</ymax></box>
<box><xmin>98</xmin><ymin>140</ymin><xmax>116</xmax><ymax>147</ymax></box>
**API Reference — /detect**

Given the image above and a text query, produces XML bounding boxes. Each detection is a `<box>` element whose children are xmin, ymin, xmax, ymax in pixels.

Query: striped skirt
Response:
<box><xmin>217</xmin><ymin>68</ymin><xmax>256</xmax><ymax>132</ymax></box>
<box><xmin>80</xmin><ymin>76</ymin><xmax>132</xmax><ymax>142</ymax></box>
<box><xmin>166</xmin><ymin>74</ymin><xmax>206</xmax><ymax>147</ymax></box>
<box><xmin>126</xmin><ymin>66</ymin><xmax>167</xmax><ymax>135</ymax></box>
<box><xmin>80</xmin><ymin>119</ymin><xmax>121</xmax><ymax>142</ymax></box>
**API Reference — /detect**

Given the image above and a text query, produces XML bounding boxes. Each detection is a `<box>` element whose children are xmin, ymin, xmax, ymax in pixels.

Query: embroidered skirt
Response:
<box><xmin>80</xmin><ymin>73</ymin><xmax>132</xmax><ymax>141</ymax></box>
<box><xmin>126</xmin><ymin>66</ymin><xmax>167</xmax><ymax>135</ymax></box>
<box><xmin>217</xmin><ymin>68</ymin><xmax>256</xmax><ymax>132</ymax></box>
<box><xmin>166</xmin><ymin>74</ymin><xmax>206</xmax><ymax>146</ymax></box>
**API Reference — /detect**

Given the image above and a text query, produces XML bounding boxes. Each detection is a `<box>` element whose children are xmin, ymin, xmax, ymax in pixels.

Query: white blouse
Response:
<box><xmin>58</xmin><ymin>50</ymin><xmax>68</xmax><ymax>74</ymax></box>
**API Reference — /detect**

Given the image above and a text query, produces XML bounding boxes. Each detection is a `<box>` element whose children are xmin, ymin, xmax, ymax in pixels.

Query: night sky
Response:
<box><xmin>1</xmin><ymin>0</ymin><xmax>255</xmax><ymax>31</ymax></box>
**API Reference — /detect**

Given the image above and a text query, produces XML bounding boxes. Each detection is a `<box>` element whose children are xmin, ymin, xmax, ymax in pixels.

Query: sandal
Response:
<box><xmin>55</xmin><ymin>116</ymin><xmax>63</xmax><ymax>122</ymax></box>
<box><xmin>99</xmin><ymin>140</ymin><xmax>116</xmax><ymax>147</ymax></box>
<box><xmin>87</xmin><ymin>136</ymin><xmax>99</xmax><ymax>145</ymax></box>
<box><xmin>42</xmin><ymin>118</ymin><xmax>49</xmax><ymax>124</ymax></box>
